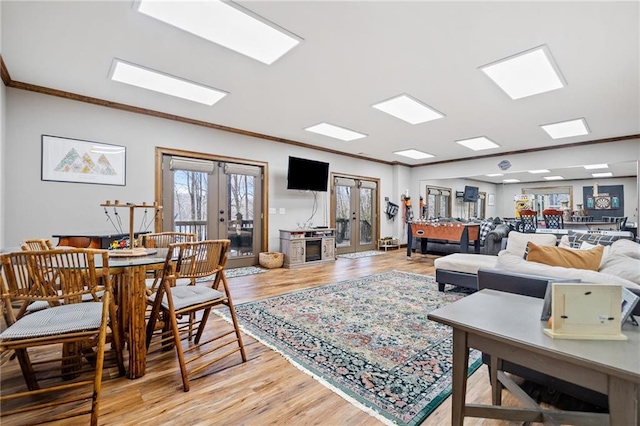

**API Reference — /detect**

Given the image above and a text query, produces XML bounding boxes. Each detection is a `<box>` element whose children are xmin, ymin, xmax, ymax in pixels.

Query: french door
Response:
<box><xmin>331</xmin><ymin>175</ymin><xmax>379</xmax><ymax>254</ymax></box>
<box><xmin>160</xmin><ymin>153</ymin><xmax>264</xmax><ymax>268</ymax></box>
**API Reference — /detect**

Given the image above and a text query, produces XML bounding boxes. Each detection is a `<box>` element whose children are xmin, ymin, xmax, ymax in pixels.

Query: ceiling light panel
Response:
<box><xmin>541</xmin><ymin>118</ymin><xmax>590</xmax><ymax>139</ymax></box>
<box><xmin>486</xmin><ymin>173</ymin><xmax>503</xmax><ymax>177</ymax></box>
<box><xmin>393</xmin><ymin>149</ymin><xmax>434</xmax><ymax>159</ymax></box>
<box><xmin>592</xmin><ymin>172</ymin><xmax>613</xmax><ymax>178</ymax></box>
<box><xmin>304</xmin><ymin>123</ymin><xmax>367</xmax><ymax>142</ymax></box>
<box><xmin>136</xmin><ymin>0</ymin><xmax>300</xmax><ymax>65</ymax></box>
<box><xmin>372</xmin><ymin>94</ymin><xmax>444</xmax><ymax>124</ymax></box>
<box><xmin>584</xmin><ymin>163</ymin><xmax>609</xmax><ymax>170</ymax></box>
<box><xmin>109</xmin><ymin>59</ymin><xmax>227</xmax><ymax>105</ymax></box>
<box><xmin>456</xmin><ymin>136</ymin><xmax>500</xmax><ymax>151</ymax></box>
<box><xmin>503</xmin><ymin>178</ymin><xmax>520</xmax><ymax>183</ymax></box>
<box><xmin>479</xmin><ymin>45</ymin><xmax>566</xmax><ymax>99</ymax></box>
<box><xmin>528</xmin><ymin>169</ymin><xmax>550</xmax><ymax>174</ymax></box>
<box><xmin>543</xmin><ymin>176</ymin><xmax>564</xmax><ymax>180</ymax></box>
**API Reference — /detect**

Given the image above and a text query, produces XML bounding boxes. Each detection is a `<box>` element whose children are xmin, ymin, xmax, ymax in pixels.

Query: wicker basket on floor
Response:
<box><xmin>259</xmin><ymin>252</ymin><xmax>284</xmax><ymax>269</ymax></box>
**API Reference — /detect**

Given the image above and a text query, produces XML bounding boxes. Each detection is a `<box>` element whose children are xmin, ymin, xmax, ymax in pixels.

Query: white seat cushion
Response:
<box><xmin>148</xmin><ymin>286</ymin><xmax>225</xmax><ymax>311</ymax></box>
<box><xmin>434</xmin><ymin>253</ymin><xmax>498</xmax><ymax>275</ymax></box>
<box><xmin>0</xmin><ymin>302</ymin><xmax>103</xmax><ymax>340</ymax></box>
<box><xmin>505</xmin><ymin>231</ymin><xmax>557</xmax><ymax>257</ymax></box>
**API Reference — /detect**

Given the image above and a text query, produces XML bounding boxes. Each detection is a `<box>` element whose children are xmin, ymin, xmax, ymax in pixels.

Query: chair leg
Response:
<box><xmin>14</xmin><ymin>348</ymin><xmax>39</xmax><ymax>391</ymax></box>
<box><xmin>90</xmin><ymin>292</ymin><xmax>111</xmax><ymax>426</ymax></box>
<box><xmin>167</xmin><ymin>308</ymin><xmax>190</xmax><ymax>392</ymax></box>
<box><xmin>225</xmin><ymin>302</ymin><xmax>247</xmax><ymax>362</ymax></box>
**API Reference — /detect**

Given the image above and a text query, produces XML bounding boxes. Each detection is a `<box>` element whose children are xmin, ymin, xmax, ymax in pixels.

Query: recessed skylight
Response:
<box><xmin>592</xmin><ymin>172</ymin><xmax>613</xmax><ymax>178</ymax></box>
<box><xmin>584</xmin><ymin>163</ymin><xmax>609</xmax><ymax>170</ymax></box>
<box><xmin>528</xmin><ymin>169</ymin><xmax>550</xmax><ymax>174</ymax></box>
<box><xmin>503</xmin><ymin>178</ymin><xmax>520</xmax><ymax>183</ymax></box>
<box><xmin>304</xmin><ymin>123</ymin><xmax>367</xmax><ymax>142</ymax></box>
<box><xmin>540</xmin><ymin>118</ymin><xmax>590</xmax><ymax>139</ymax></box>
<box><xmin>372</xmin><ymin>94</ymin><xmax>444</xmax><ymax>124</ymax></box>
<box><xmin>393</xmin><ymin>149</ymin><xmax>435</xmax><ymax>160</ymax></box>
<box><xmin>486</xmin><ymin>173</ymin><xmax>504</xmax><ymax>177</ymax></box>
<box><xmin>136</xmin><ymin>0</ymin><xmax>300</xmax><ymax>65</ymax></box>
<box><xmin>479</xmin><ymin>45</ymin><xmax>566</xmax><ymax>99</ymax></box>
<box><xmin>543</xmin><ymin>176</ymin><xmax>564</xmax><ymax>181</ymax></box>
<box><xmin>109</xmin><ymin>59</ymin><xmax>226</xmax><ymax>105</ymax></box>
<box><xmin>456</xmin><ymin>136</ymin><xmax>500</xmax><ymax>151</ymax></box>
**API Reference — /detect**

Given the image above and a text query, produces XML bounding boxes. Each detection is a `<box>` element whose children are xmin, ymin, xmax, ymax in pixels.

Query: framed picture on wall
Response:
<box><xmin>612</xmin><ymin>196</ymin><xmax>620</xmax><ymax>209</ymax></box>
<box><xmin>41</xmin><ymin>135</ymin><xmax>126</xmax><ymax>186</ymax></box>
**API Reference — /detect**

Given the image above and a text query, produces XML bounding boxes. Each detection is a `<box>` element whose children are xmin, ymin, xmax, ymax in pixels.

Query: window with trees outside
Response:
<box><xmin>426</xmin><ymin>186</ymin><xmax>451</xmax><ymax>219</ymax></box>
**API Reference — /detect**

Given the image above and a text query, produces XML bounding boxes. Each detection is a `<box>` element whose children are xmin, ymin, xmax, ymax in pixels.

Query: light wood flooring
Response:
<box><xmin>1</xmin><ymin>249</ymin><xmax>590</xmax><ymax>425</ymax></box>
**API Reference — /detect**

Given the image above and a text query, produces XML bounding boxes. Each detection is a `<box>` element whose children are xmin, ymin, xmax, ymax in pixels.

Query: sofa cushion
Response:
<box><xmin>496</xmin><ymin>251</ymin><xmax>640</xmax><ymax>289</ymax></box>
<box><xmin>559</xmin><ymin>230</ymin><xmax>632</xmax><ymax>249</ymax></box>
<box><xmin>608</xmin><ymin>238</ymin><xmax>640</xmax><ymax>260</ymax></box>
<box><xmin>525</xmin><ymin>241</ymin><xmax>604</xmax><ymax>271</ymax></box>
<box><xmin>434</xmin><ymin>253</ymin><xmax>498</xmax><ymax>275</ymax></box>
<box><xmin>505</xmin><ymin>231</ymin><xmax>557</xmax><ymax>257</ymax></box>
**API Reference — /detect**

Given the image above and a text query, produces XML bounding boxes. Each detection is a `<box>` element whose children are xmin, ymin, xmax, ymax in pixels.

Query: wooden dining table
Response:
<box><xmin>96</xmin><ymin>250</ymin><xmax>167</xmax><ymax>379</ymax></box>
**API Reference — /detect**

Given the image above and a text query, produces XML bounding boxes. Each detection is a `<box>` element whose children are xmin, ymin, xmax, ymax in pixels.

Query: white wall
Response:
<box><xmin>497</xmin><ymin>176</ymin><xmax>637</xmax><ymax>222</ymax></box>
<box><xmin>411</xmin><ymin>140</ymin><xmax>640</xmax><ymax>223</ymax></box>
<box><xmin>4</xmin><ymin>88</ymin><xmax>400</xmax><ymax>249</ymax></box>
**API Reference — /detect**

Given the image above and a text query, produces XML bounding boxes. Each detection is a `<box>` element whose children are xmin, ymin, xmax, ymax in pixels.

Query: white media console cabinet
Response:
<box><xmin>279</xmin><ymin>228</ymin><xmax>336</xmax><ymax>268</ymax></box>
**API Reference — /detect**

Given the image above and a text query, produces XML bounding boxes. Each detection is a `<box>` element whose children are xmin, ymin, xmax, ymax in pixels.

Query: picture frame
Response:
<box><xmin>41</xmin><ymin>135</ymin><xmax>126</xmax><ymax>186</ymax></box>
<box><xmin>543</xmin><ymin>283</ymin><xmax>628</xmax><ymax>340</ymax></box>
<box><xmin>487</xmin><ymin>193</ymin><xmax>495</xmax><ymax>206</ymax></box>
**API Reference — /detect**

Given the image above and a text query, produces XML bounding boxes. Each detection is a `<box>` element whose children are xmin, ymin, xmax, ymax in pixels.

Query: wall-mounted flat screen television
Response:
<box><xmin>463</xmin><ymin>185</ymin><xmax>479</xmax><ymax>202</ymax></box>
<box><xmin>287</xmin><ymin>156</ymin><xmax>329</xmax><ymax>192</ymax></box>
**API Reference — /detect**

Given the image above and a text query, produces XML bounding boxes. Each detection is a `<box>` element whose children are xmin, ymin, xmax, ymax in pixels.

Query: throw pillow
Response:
<box><xmin>479</xmin><ymin>220</ymin><xmax>494</xmax><ymax>242</ymax></box>
<box><xmin>525</xmin><ymin>241</ymin><xmax>604</xmax><ymax>271</ymax></box>
<box><xmin>505</xmin><ymin>231</ymin><xmax>557</xmax><ymax>257</ymax></box>
<box><xmin>562</xmin><ymin>230</ymin><xmax>631</xmax><ymax>249</ymax></box>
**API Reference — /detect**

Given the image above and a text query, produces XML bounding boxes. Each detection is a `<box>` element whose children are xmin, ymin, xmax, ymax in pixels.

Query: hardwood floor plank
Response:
<box><xmin>0</xmin><ymin>250</ymin><xmax>587</xmax><ymax>425</ymax></box>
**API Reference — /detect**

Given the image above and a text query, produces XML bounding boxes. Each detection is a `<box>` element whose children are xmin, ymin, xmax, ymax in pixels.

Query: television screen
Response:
<box><xmin>463</xmin><ymin>185</ymin><xmax>479</xmax><ymax>202</ymax></box>
<box><xmin>287</xmin><ymin>156</ymin><xmax>329</xmax><ymax>192</ymax></box>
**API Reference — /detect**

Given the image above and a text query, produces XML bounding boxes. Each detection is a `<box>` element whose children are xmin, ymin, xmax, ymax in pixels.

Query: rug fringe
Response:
<box><xmin>213</xmin><ymin>309</ymin><xmax>397</xmax><ymax>425</ymax></box>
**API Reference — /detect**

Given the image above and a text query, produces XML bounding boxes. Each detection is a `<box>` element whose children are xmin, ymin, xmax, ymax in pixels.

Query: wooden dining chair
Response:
<box><xmin>20</xmin><ymin>238</ymin><xmax>55</xmax><ymax>251</ymax></box>
<box><xmin>0</xmin><ymin>248</ymin><xmax>125</xmax><ymax>426</ymax></box>
<box><xmin>542</xmin><ymin>209</ymin><xmax>564</xmax><ymax>229</ymax></box>
<box><xmin>145</xmin><ymin>240</ymin><xmax>246</xmax><ymax>391</ymax></box>
<box><xmin>518</xmin><ymin>209</ymin><xmax>538</xmax><ymax>233</ymax></box>
<box><xmin>142</xmin><ymin>232</ymin><xmax>197</xmax><ymax>293</ymax></box>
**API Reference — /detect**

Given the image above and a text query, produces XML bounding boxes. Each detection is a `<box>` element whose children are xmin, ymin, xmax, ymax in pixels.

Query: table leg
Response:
<box><xmin>608</xmin><ymin>376</ymin><xmax>639</xmax><ymax>426</ymax></box>
<box><xmin>459</xmin><ymin>228</ymin><xmax>469</xmax><ymax>253</ymax></box>
<box><xmin>490</xmin><ymin>356</ymin><xmax>503</xmax><ymax>406</ymax></box>
<box><xmin>451</xmin><ymin>328</ymin><xmax>469</xmax><ymax>426</ymax></box>
<box><xmin>406</xmin><ymin>225</ymin><xmax>413</xmax><ymax>257</ymax></box>
<box><xmin>116</xmin><ymin>266</ymin><xmax>148</xmax><ymax>379</ymax></box>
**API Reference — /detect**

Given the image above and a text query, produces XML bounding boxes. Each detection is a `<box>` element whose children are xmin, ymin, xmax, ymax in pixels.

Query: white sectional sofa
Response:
<box><xmin>434</xmin><ymin>230</ymin><xmax>640</xmax><ymax>292</ymax></box>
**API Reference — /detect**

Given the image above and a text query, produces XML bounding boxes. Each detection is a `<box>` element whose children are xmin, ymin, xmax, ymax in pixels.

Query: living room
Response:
<box><xmin>1</xmin><ymin>1</ymin><xmax>639</xmax><ymax>425</ymax></box>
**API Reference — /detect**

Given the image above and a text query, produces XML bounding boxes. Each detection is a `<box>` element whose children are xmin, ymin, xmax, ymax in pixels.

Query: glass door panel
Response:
<box><xmin>332</xmin><ymin>176</ymin><xmax>378</xmax><ymax>254</ymax></box>
<box><xmin>162</xmin><ymin>155</ymin><xmax>263</xmax><ymax>268</ymax></box>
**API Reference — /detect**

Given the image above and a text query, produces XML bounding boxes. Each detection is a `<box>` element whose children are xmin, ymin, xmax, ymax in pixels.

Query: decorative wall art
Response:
<box><xmin>41</xmin><ymin>135</ymin><xmax>126</xmax><ymax>186</ymax></box>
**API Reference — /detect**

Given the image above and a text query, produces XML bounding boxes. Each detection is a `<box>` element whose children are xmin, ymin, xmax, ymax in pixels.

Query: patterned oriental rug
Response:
<box><xmin>216</xmin><ymin>271</ymin><xmax>481</xmax><ymax>425</ymax></box>
<box><xmin>224</xmin><ymin>266</ymin><xmax>267</xmax><ymax>278</ymax></box>
<box><xmin>337</xmin><ymin>250</ymin><xmax>387</xmax><ymax>259</ymax></box>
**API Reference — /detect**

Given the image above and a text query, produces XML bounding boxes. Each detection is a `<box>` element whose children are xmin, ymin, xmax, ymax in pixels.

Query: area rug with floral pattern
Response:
<box><xmin>216</xmin><ymin>271</ymin><xmax>481</xmax><ymax>425</ymax></box>
<box><xmin>337</xmin><ymin>250</ymin><xmax>387</xmax><ymax>259</ymax></box>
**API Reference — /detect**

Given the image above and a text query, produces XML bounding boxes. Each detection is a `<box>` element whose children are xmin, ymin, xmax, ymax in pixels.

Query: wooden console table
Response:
<box><xmin>428</xmin><ymin>290</ymin><xmax>639</xmax><ymax>425</ymax></box>
<box><xmin>406</xmin><ymin>222</ymin><xmax>480</xmax><ymax>257</ymax></box>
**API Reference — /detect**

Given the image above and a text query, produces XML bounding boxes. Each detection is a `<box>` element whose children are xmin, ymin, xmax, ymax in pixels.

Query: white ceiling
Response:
<box><xmin>2</xmin><ymin>1</ymin><xmax>639</xmax><ymax>183</ymax></box>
